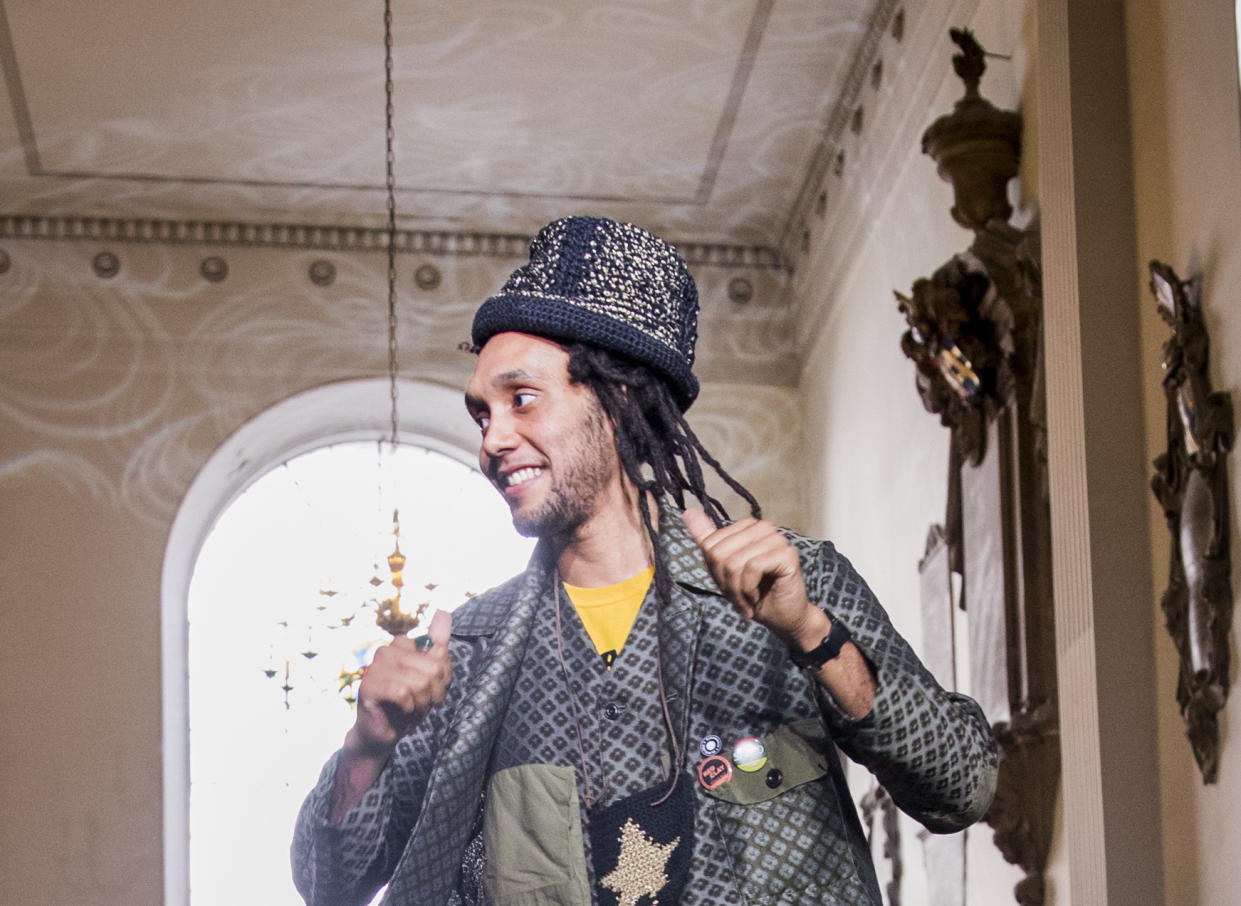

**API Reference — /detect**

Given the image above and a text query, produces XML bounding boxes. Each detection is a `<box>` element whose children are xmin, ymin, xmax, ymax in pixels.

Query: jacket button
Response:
<box><xmin>603</xmin><ymin>702</ymin><xmax>624</xmax><ymax>720</ymax></box>
<box><xmin>765</xmin><ymin>768</ymin><xmax>783</xmax><ymax>789</ymax></box>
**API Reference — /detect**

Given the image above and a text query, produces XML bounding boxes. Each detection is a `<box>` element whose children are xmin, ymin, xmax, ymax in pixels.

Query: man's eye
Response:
<box><xmin>515</xmin><ymin>392</ymin><xmax>536</xmax><ymax>407</ymax></box>
<box><xmin>475</xmin><ymin>415</ymin><xmax>490</xmax><ymax>432</ymax></box>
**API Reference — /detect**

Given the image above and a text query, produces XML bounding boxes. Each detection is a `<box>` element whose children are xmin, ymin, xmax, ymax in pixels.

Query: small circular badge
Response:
<box><xmin>699</xmin><ymin>734</ymin><xmax>723</xmax><ymax>757</ymax></box>
<box><xmin>698</xmin><ymin>755</ymin><xmax>733</xmax><ymax>790</ymax></box>
<box><xmin>732</xmin><ymin>736</ymin><xmax>768</xmax><ymax>773</ymax></box>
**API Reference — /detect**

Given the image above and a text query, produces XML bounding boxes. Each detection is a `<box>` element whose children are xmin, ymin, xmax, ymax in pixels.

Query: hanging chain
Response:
<box><xmin>384</xmin><ymin>0</ymin><xmax>399</xmax><ymax>451</ymax></box>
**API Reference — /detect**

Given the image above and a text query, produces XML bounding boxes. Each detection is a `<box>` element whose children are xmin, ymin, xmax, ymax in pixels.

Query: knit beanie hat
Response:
<box><xmin>471</xmin><ymin>216</ymin><xmax>701</xmax><ymax>409</ymax></box>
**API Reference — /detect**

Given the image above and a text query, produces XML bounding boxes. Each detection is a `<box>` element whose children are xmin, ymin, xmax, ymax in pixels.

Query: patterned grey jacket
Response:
<box><xmin>293</xmin><ymin>506</ymin><xmax>997</xmax><ymax>906</ymax></box>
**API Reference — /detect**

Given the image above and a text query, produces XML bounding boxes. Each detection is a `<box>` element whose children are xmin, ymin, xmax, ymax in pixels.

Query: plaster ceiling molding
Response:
<box><xmin>693</xmin><ymin>265</ymin><xmax>798</xmax><ymax>385</ymax></box>
<box><xmin>0</xmin><ymin>0</ymin><xmax>886</xmax><ymax>250</ymax></box>
<box><xmin>790</xmin><ymin>0</ymin><xmax>1026</xmax><ymax>356</ymax></box>
<box><xmin>180</xmin><ymin>256</ymin><xmax>401</xmax><ymax>391</ymax></box>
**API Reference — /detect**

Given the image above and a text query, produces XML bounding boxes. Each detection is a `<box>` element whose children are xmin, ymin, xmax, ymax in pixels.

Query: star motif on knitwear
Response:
<box><xmin>600</xmin><ymin>818</ymin><xmax>680</xmax><ymax>906</ymax></box>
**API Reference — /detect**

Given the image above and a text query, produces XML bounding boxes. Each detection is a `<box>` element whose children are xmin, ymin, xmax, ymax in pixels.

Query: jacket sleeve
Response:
<box><xmin>797</xmin><ymin>536</ymin><xmax>998</xmax><ymax>833</ymax></box>
<box><xmin>290</xmin><ymin>669</ymin><xmax>457</xmax><ymax>906</ymax></box>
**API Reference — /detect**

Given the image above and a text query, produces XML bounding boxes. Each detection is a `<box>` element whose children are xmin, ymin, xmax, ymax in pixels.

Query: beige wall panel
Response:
<box><xmin>1127</xmin><ymin>1</ymin><xmax>1241</xmax><ymax>904</ymax></box>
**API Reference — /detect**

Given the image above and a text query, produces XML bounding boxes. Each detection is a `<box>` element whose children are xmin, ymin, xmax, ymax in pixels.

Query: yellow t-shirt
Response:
<box><xmin>562</xmin><ymin>566</ymin><xmax>654</xmax><ymax>669</ymax></box>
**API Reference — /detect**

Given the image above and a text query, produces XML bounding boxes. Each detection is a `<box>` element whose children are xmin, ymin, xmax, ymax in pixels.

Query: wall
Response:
<box><xmin>795</xmin><ymin>0</ymin><xmax>1241</xmax><ymax>904</ymax></box>
<box><xmin>1126</xmin><ymin>1</ymin><xmax>1241</xmax><ymax>904</ymax></box>
<box><xmin>794</xmin><ymin>0</ymin><xmax>1045</xmax><ymax>903</ymax></box>
<box><xmin>0</xmin><ymin>235</ymin><xmax>799</xmax><ymax>905</ymax></box>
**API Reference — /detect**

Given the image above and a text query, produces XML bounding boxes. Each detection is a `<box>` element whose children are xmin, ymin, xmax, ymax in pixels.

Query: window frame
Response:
<box><xmin>160</xmin><ymin>377</ymin><xmax>481</xmax><ymax>906</ymax></box>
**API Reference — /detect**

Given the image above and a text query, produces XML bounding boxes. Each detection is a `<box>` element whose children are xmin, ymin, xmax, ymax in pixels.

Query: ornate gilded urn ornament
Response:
<box><xmin>921</xmin><ymin>29</ymin><xmax>1022</xmax><ymax>231</ymax></box>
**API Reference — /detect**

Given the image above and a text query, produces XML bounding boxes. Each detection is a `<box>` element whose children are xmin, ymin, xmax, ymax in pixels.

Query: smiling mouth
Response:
<box><xmin>503</xmin><ymin>467</ymin><xmax>544</xmax><ymax>488</ymax></box>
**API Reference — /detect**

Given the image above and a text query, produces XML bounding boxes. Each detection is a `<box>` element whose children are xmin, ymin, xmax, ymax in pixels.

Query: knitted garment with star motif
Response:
<box><xmin>293</xmin><ymin>503</ymin><xmax>998</xmax><ymax>906</ymax></box>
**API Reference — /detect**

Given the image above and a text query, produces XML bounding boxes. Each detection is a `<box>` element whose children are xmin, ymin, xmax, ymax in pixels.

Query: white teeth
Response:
<box><xmin>505</xmin><ymin>467</ymin><xmax>542</xmax><ymax>487</ymax></box>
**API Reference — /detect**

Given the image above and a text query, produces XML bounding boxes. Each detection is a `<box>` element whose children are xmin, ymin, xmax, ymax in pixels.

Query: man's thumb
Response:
<box><xmin>427</xmin><ymin>609</ymin><xmax>453</xmax><ymax>644</ymax></box>
<box><xmin>681</xmin><ymin>507</ymin><xmax>714</xmax><ymax>546</ymax></box>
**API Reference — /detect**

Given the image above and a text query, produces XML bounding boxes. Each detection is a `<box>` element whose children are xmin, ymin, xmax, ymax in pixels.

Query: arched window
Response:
<box><xmin>162</xmin><ymin>380</ymin><xmax>534</xmax><ymax>906</ymax></box>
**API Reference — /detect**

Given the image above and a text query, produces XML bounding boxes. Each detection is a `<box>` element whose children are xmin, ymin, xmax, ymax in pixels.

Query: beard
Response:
<box><xmin>510</xmin><ymin>399</ymin><xmax>617</xmax><ymax>539</ymax></box>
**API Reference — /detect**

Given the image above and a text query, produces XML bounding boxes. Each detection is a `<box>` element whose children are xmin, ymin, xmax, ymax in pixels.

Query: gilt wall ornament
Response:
<box><xmin>1149</xmin><ymin>260</ymin><xmax>1235</xmax><ymax>784</ymax></box>
<box><xmin>896</xmin><ymin>239</ymin><xmax>1019</xmax><ymax>468</ymax></box>
<box><xmin>898</xmin><ymin>29</ymin><xmax>1057</xmax><ymax>906</ymax></box>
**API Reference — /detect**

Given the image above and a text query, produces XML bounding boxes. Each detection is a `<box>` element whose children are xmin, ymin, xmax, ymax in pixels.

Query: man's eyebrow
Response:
<box><xmin>492</xmin><ymin>368</ymin><xmax>539</xmax><ymax>386</ymax></box>
<box><xmin>464</xmin><ymin>369</ymin><xmax>542</xmax><ymax>409</ymax></box>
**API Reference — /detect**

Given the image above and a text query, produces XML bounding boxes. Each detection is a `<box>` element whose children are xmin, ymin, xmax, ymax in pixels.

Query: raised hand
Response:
<box><xmin>331</xmin><ymin>610</ymin><xmax>453</xmax><ymax>819</ymax></box>
<box><xmin>350</xmin><ymin>609</ymin><xmax>453</xmax><ymax>755</ymax></box>
<box><xmin>681</xmin><ymin>508</ymin><xmax>875</xmax><ymax>718</ymax></box>
<box><xmin>680</xmin><ymin>508</ymin><xmax>819</xmax><ymax>647</ymax></box>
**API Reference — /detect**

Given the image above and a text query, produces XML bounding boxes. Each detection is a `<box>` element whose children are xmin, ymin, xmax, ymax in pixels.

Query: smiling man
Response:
<box><xmin>293</xmin><ymin>216</ymin><xmax>997</xmax><ymax>906</ymax></box>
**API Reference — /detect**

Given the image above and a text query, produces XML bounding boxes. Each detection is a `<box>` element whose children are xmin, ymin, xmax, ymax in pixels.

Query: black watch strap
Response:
<box><xmin>789</xmin><ymin>617</ymin><xmax>852</xmax><ymax>670</ymax></box>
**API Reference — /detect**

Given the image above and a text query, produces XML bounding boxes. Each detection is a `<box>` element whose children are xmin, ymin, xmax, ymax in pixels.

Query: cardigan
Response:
<box><xmin>293</xmin><ymin>504</ymin><xmax>997</xmax><ymax>905</ymax></box>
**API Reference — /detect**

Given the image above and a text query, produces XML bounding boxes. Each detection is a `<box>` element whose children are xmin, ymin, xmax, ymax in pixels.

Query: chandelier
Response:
<box><xmin>264</xmin><ymin>0</ymin><xmax>429</xmax><ymax>709</ymax></box>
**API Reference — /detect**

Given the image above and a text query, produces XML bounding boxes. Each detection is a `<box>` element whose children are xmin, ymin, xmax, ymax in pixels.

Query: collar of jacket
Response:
<box><xmin>447</xmin><ymin>498</ymin><xmax>724</xmax><ymax>638</ymax></box>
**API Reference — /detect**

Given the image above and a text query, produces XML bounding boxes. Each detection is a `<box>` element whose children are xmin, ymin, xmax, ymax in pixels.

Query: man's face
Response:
<box><xmin>465</xmin><ymin>332</ymin><xmax>619</xmax><ymax>538</ymax></box>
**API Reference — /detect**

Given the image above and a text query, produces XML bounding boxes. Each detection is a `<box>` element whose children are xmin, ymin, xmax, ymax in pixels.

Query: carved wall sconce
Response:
<box><xmin>897</xmin><ymin>29</ymin><xmax>1058</xmax><ymax>906</ymax></box>
<box><xmin>1149</xmin><ymin>260</ymin><xmax>1235</xmax><ymax>783</ymax></box>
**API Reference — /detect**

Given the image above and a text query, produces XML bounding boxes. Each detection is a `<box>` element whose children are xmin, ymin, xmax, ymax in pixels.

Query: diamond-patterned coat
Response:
<box><xmin>293</xmin><ymin>506</ymin><xmax>997</xmax><ymax>905</ymax></box>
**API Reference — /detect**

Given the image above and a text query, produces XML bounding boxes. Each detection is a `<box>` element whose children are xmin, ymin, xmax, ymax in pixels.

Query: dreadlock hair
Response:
<box><xmin>564</xmin><ymin>341</ymin><xmax>761</xmax><ymax>611</ymax></box>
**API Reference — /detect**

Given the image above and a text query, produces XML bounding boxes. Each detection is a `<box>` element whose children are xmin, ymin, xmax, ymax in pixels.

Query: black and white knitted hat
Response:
<box><xmin>471</xmin><ymin>216</ymin><xmax>701</xmax><ymax>409</ymax></box>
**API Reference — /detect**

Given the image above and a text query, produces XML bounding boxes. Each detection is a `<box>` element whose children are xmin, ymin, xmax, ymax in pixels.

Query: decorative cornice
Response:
<box><xmin>0</xmin><ymin>214</ymin><xmax>786</xmax><ymax>270</ymax></box>
<box><xmin>778</xmin><ymin>0</ymin><xmax>904</xmax><ymax>257</ymax></box>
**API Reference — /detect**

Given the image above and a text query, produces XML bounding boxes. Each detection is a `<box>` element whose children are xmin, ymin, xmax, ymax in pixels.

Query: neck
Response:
<box><xmin>552</xmin><ymin>484</ymin><xmax>657</xmax><ymax>587</ymax></box>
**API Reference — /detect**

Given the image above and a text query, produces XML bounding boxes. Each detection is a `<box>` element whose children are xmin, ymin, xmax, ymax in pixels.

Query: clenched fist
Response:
<box><xmin>681</xmin><ymin>508</ymin><xmax>820</xmax><ymax>648</ymax></box>
<box><xmin>681</xmin><ymin>508</ymin><xmax>875</xmax><ymax>718</ymax></box>
<box><xmin>331</xmin><ymin>610</ymin><xmax>453</xmax><ymax>820</ymax></box>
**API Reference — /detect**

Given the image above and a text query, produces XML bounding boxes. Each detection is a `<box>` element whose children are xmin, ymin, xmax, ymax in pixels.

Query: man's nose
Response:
<box><xmin>480</xmin><ymin>410</ymin><xmax>518</xmax><ymax>458</ymax></box>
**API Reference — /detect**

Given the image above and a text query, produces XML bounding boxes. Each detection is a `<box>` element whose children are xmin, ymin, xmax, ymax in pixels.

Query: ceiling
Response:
<box><xmin>0</xmin><ymin>0</ymin><xmax>888</xmax><ymax>260</ymax></box>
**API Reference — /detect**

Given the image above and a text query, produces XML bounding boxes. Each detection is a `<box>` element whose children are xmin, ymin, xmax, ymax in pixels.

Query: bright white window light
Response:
<box><xmin>187</xmin><ymin>442</ymin><xmax>533</xmax><ymax>905</ymax></box>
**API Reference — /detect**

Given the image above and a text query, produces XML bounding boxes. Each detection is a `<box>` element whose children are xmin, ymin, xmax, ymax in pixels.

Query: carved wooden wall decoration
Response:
<box><xmin>861</xmin><ymin>784</ymin><xmax>903</xmax><ymax>906</ymax></box>
<box><xmin>896</xmin><ymin>29</ymin><xmax>1058</xmax><ymax>906</ymax></box>
<box><xmin>1148</xmin><ymin>260</ymin><xmax>1235</xmax><ymax>783</ymax></box>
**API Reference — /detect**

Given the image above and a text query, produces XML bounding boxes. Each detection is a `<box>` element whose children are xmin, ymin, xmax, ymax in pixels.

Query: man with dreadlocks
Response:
<box><xmin>293</xmin><ymin>216</ymin><xmax>997</xmax><ymax>906</ymax></box>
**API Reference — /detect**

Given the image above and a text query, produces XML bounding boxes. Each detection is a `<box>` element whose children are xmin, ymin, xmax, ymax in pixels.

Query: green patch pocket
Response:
<box><xmin>700</xmin><ymin>718</ymin><xmax>831</xmax><ymax>805</ymax></box>
<box><xmin>482</xmin><ymin>764</ymin><xmax>591</xmax><ymax>906</ymax></box>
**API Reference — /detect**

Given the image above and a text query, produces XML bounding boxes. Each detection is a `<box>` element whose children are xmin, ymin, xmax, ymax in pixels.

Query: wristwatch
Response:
<box><xmin>788</xmin><ymin>617</ymin><xmax>852</xmax><ymax>670</ymax></box>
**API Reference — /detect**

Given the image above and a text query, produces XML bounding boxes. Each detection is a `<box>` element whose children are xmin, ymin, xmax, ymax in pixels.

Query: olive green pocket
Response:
<box><xmin>482</xmin><ymin>764</ymin><xmax>591</xmax><ymax>906</ymax></box>
<box><xmin>700</xmin><ymin>718</ymin><xmax>830</xmax><ymax>805</ymax></box>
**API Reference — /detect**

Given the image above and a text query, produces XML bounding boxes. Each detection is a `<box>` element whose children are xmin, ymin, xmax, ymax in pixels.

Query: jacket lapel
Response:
<box><xmin>655</xmin><ymin>504</ymin><xmax>717</xmax><ymax>774</ymax></box>
<box><xmin>383</xmin><ymin>548</ymin><xmax>553</xmax><ymax>905</ymax></box>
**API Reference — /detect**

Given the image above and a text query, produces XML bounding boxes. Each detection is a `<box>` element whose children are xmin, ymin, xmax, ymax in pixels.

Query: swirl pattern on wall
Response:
<box><xmin>0</xmin><ymin>239</ymin><xmax>800</xmax><ymax>528</ymax></box>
